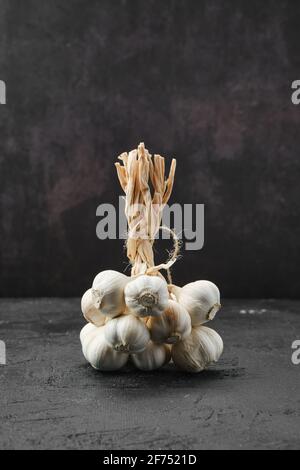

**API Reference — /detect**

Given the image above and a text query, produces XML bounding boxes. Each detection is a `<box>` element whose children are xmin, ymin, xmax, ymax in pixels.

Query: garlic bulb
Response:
<box><xmin>178</xmin><ymin>280</ymin><xmax>221</xmax><ymax>326</ymax></box>
<box><xmin>104</xmin><ymin>314</ymin><xmax>150</xmax><ymax>353</ymax></box>
<box><xmin>80</xmin><ymin>323</ymin><xmax>129</xmax><ymax>371</ymax></box>
<box><xmin>81</xmin><ymin>288</ymin><xmax>106</xmax><ymax>326</ymax></box>
<box><xmin>147</xmin><ymin>299</ymin><xmax>191</xmax><ymax>344</ymax></box>
<box><xmin>131</xmin><ymin>341</ymin><xmax>171</xmax><ymax>371</ymax></box>
<box><xmin>124</xmin><ymin>275</ymin><xmax>169</xmax><ymax>317</ymax></box>
<box><xmin>92</xmin><ymin>270</ymin><xmax>129</xmax><ymax>318</ymax></box>
<box><xmin>171</xmin><ymin>325</ymin><xmax>223</xmax><ymax>373</ymax></box>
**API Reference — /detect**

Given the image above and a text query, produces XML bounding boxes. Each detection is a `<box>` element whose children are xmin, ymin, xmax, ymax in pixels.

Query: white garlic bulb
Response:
<box><xmin>80</xmin><ymin>323</ymin><xmax>129</xmax><ymax>371</ymax></box>
<box><xmin>124</xmin><ymin>275</ymin><xmax>169</xmax><ymax>317</ymax></box>
<box><xmin>131</xmin><ymin>341</ymin><xmax>171</xmax><ymax>371</ymax></box>
<box><xmin>147</xmin><ymin>299</ymin><xmax>191</xmax><ymax>344</ymax></box>
<box><xmin>92</xmin><ymin>270</ymin><xmax>129</xmax><ymax>318</ymax></box>
<box><xmin>104</xmin><ymin>314</ymin><xmax>150</xmax><ymax>353</ymax></box>
<box><xmin>81</xmin><ymin>288</ymin><xmax>106</xmax><ymax>326</ymax></box>
<box><xmin>171</xmin><ymin>325</ymin><xmax>223</xmax><ymax>373</ymax></box>
<box><xmin>178</xmin><ymin>280</ymin><xmax>221</xmax><ymax>326</ymax></box>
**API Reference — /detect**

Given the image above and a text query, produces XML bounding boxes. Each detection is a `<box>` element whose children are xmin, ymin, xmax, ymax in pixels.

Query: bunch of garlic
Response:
<box><xmin>80</xmin><ymin>270</ymin><xmax>223</xmax><ymax>373</ymax></box>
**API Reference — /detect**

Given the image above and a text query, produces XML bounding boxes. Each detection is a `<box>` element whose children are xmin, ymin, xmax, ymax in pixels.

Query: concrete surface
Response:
<box><xmin>0</xmin><ymin>298</ymin><xmax>299</xmax><ymax>450</ymax></box>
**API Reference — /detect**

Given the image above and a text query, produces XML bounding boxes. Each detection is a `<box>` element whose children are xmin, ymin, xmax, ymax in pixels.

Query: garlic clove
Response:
<box><xmin>81</xmin><ymin>288</ymin><xmax>106</xmax><ymax>326</ymax></box>
<box><xmin>131</xmin><ymin>341</ymin><xmax>171</xmax><ymax>371</ymax></box>
<box><xmin>178</xmin><ymin>280</ymin><xmax>221</xmax><ymax>326</ymax></box>
<box><xmin>171</xmin><ymin>325</ymin><xmax>223</xmax><ymax>373</ymax></box>
<box><xmin>104</xmin><ymin>314</ymin><xmax>150</xmax><ymax>353</ymax></box>
<box><xmin>80</xmin><ymin>322</ymin><xmax>98</xmax><ymax>347</ymax></box>
<box><xmin>124</xmin><ymin>274</ymin><xmax>169</xmax><ymax>318</ymax></box>
<box><xmin>92</xmin><ymin>270</ymin><xmax>129</xmax><ymax>318</ymax></box>
<box><xmin>80</xmin><ymin>323</ymin><xmax>109</xmax><ymax>359</ymax></box>
<box><xmin>80</xmin><ymin>324</ymin><xmax>129</xmax><ymax>371</ymax></box>
<box><xmin>147</xmin><ymin>299</ymin><xmax>191</xmax><ymax>344</ymax></box>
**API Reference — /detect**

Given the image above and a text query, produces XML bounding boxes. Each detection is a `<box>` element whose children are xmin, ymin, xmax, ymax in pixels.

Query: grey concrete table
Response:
<box><xmin>0</xmin><ymin>299</ymin><xmax>299</xmax><ymax>450</ymax></box>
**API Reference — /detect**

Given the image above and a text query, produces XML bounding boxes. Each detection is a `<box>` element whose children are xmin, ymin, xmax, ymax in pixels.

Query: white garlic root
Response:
<box><xmin>178</xmin><ymin>280</ymin><xmax>221</xmax><ymax>326</ymax></box>
<box><xmin>81</xmin><ymin>288</ymin><xmax>106</xmax><ymax>326</ymax></box>
<box><xmin>104</xmin><ymin>314</ymin><xmax>150</xmax><ymax>353</ymax></box>
<box><xmin>124</xmin><ymin>275</ymin><xmax>169</xmax><ymax>318</ymax></box>
<box><xmin>147</xmin><ymin>299</ymin><xmax>191</xmax><ymax>344</ymax></box>
<box><xmin>171</xmin><ymin>325</ymin><xmax>223</xmax><ymax>373</ymax></box>
<box><xmin>92</xmin><ymin>270</ymin><xmax>129</xmax><ymax>318</ymax></box>
<box><xmin>80</xmin><ymin>323</ymin><xmax>129</xmax><ymax>371</ymax></box>
<box><xmin>131</xmin><ymin>341</ymin><xmax>171</xmax><ymax>371</ymax></box>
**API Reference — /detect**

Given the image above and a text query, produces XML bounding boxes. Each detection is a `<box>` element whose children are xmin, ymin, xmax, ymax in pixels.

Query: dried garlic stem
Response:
<box><xmin>115</xmin><ymin>143</ymin><xmax>177</xmax><ymax>279</ymax></box>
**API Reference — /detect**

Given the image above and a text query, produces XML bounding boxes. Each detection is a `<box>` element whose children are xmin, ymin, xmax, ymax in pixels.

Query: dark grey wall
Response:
<box><xmin>0</xmin><ymin>0</ymin><xmax>299</xmax><ymax>298</ymax></box>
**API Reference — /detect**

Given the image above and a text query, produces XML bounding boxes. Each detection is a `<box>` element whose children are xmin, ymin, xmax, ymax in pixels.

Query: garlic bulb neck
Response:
<box><xmin>91</xmin><ymin>288</ymin><xmax>103</xmax><ymax>309</ymax></box>
<box><xmin>207</xmin><ymin>303</ymin><xmax>221</xmax><ymax>320</ymax></box>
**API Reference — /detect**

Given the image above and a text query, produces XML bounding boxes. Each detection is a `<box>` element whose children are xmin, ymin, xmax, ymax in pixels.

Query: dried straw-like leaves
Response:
<box><xmin>115</xmin><ymin>143</ymin><xmax>176</xmax><ymax>277</ymax></box>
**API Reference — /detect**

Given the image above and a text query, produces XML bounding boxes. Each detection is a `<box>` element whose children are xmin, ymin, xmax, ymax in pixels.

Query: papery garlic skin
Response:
<box><xmin>104</xmin><ymin>314</ymin><xmax>150</xmax><ymax>353</ymax></box>
<box><xmin>80</xmin><ymin>322</ymin><xmax>98</xmax><ymax>346</ymax></box>
<box><xmin>178</xmin><ymin>280</ymin><xmax>221</xmax><ymax>326</ymax></box>
<box><xmin>171</xmin><ymin>325</ymin><xmax>223</xmax><ymax>373</ymax></box>
<box><xmin>80</xmin><ymin>323</ymin><xmax>128</xmax><ymax>371</ymax></box>
<box><xmin>168</xmin><ymin>284</ymin><xmax>182</xmax><ymax>301</ymax></box>
<box><xmin>124</xmin><ymin>275</ymin><xmax>169</xmax><ymax>317</ymax></box>
<box><xmin>148</xmin><ymin>299</ymin><xmax>191</xmax><ymax>344</ymax></box>
<box><xmin>92</xmin><ymin>270</ymin><xmax>129</xmax><ymax>318</ymax></box>
<box><xmin>131</xmin><ymin>341</ymin><xmax>171</xmax><ymax>371</ymax></box>
<box><xmin>81</xmin><ymin>288</ymin><xmax>106</xmax><ymax>326</ymax></box>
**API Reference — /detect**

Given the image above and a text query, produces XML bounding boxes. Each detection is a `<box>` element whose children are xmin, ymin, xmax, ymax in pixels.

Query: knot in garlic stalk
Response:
<box><xmin>124</xmin><ymin>275</ymin><xmax>169</xmax><ymax>317</ymax></box>
<box><xmin>178</xmin><ymin>280</ymin><xmax>221</xmax><ymax>326</ymax></box>
<box><xmin>147</xmin><ymin>299</ymin><xmax>191</xmax><ymax>344</ymax></box>
<box><xmin>92</xmin><ymin>270</ymin><xmax>129</xmax><ymax>318</ymax></box>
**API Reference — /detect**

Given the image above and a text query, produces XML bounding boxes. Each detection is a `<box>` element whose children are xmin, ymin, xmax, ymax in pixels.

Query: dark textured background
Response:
<box><xmin>0</xmin><ymin>0</ymin><xmax>299</xmax><ymax>297</ymax></box>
